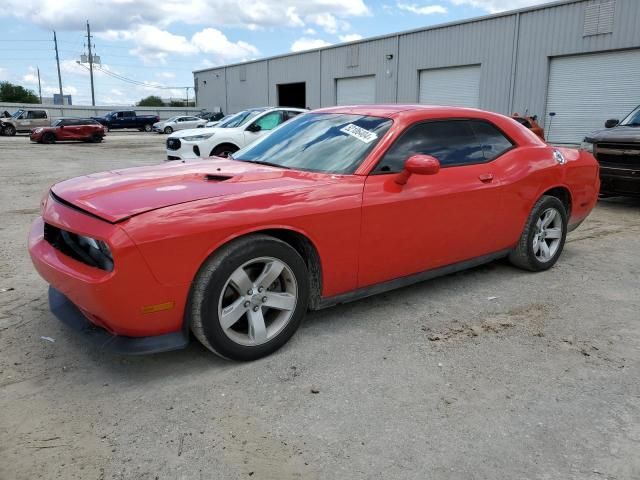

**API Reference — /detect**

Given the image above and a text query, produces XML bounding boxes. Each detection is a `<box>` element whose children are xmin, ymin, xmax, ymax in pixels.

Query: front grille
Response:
<box><xmin>166</xmin><ymin>138</ymin><xmax>181</xmax><ymax>151</ymax></box>
<box><xmin>44</xmin><ymin>223</ymin><xmax>113</xmax><ymax>271</ymax></box>
<box><xmin>595</xmin><ymin>143</ymin><xmax>640</xmax><ymax>169</ymax></box>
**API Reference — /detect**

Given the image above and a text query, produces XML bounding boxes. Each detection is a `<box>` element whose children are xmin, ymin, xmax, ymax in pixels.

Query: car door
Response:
<box><xmin>243</xmin><ymin>111</ymin><xmax>285</xmax><ymax>144</ymax></box>
<box><xmin>122</xmin><ymin>111</ymin><xmax>136</xmax><ymax>128</ymax></box>
<box><xmin>57</xmin><ymin>120</ymin><xmax>75</xmax><ymax>140</ymax></box>
<box><xmin>358</xmin><ymin>119</ymin><xmax>512</xmax><ymax>288</ymax></box>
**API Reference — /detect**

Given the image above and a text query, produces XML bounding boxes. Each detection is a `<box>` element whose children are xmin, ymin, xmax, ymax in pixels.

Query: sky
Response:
<box><xmin>0</xmin><ymin>0</ymin><xmax>550</xmax><ymax>106</ymax></box>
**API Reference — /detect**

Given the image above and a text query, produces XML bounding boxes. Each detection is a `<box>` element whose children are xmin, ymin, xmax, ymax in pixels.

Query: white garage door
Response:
<box><xmin>419</xmin><ymin>65</ymin><xmax>481</xmax><ymax>108</ymax></box>
<box><xmin>336</xmin><ymin>76</ymin><xmax>375</xmax><ymax>105</ymax></box>
<box><xmin>546</xmin><ymin>49</ymin><xmax>640</xmax><ymax>144</ymax></box>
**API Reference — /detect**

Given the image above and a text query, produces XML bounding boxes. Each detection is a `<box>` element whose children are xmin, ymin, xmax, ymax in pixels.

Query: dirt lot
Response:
<box><xmin>0</xmin><ymin>132</ymin><xmax>639</xmax><ymax>480</ymax></box>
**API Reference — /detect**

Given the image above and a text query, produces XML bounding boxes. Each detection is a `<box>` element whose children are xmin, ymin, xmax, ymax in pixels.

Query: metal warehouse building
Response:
<box><xmin>193</xmin><ymin>0</ymin><xmax>640</xmax><ymax>144</ymax></box>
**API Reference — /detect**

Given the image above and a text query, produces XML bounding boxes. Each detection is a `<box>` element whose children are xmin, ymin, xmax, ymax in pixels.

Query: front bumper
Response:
<box><xmin>600</xmin><ymin>166</ymin><xmax>640</xmax><ymax>197</ymax></box>
<box><xmin>29</xmin><ymin>198</ymin><xmax>191</xmax><ymax>344</ymax></box>
<box><xmin>165</xmin><ymin>143</ymin><xmax>200</xmax><ymax>161</ymax></box>
<box><xmin>49</xmin><ymin>287</ymin><xmax>189</xmax><ymax>354</ymax></box>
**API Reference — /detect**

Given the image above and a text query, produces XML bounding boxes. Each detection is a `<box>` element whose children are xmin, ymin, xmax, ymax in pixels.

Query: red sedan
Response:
<box><xmin>28</xmin><ymin>105</ymin><xmax>599</xmax><ymax>360</ymax></box>
<box><xmin>30</xmin><ymin>118</ymin><xmax>105</xmax><ymax>144</ymax></box>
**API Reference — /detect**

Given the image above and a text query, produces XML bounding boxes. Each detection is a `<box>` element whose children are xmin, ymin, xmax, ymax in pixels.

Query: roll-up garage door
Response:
<box><xmin>419</xmin><ymin>65</ymin><xmax>481</xmax><ymax>108</ymax></box>
<box><xmin>336</xmin><ymin>75</ymin><xmax>376</xmax><ymax>105</ymax></box>
<box><xmin>545</xmin><ymin>49</ymin><xmax>640</xmax><ymax>144</ymax></box>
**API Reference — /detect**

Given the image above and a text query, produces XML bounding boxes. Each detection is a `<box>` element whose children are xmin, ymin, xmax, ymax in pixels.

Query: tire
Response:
<box><xmin>509</xmin><ymin>195</ymin><xmax>567</xmax><ymax>272</ymax></box>
<box><xmin>90</xmin><ymin>134</ymin><xmax>103</xmax><ymax>143</ymax></box>
<box><xmin>42</xmin><ymin>132</ymin><xmax>56</xmax><ymax>144</ymax></box>
<box><xmin>104</xmin><ymin>125</ymin><xmax>110</xmax><ymax>132</ymax></box>
<box><xmin>210</xmin><ymin>144</ymin><xmax>239</xmax><ymax>158</ymax></box>
<box><xmin>164</xmin><ymin>126</ymin><xmax>173</xmax><ymax>134</ymax></box>
<box><xmin>144</xmin><ymin>124</ymin><xmax>152</xmax><ymax>132</ymax></box>
<box><xmin>5</xmin><ymin>124</ymin><xmax>16</xmax><ymax>136</ymax></box>
<box><xmin>189</xmin><ymin>234</ymin><xmax>310</xmax><ymax>361</ymax></box>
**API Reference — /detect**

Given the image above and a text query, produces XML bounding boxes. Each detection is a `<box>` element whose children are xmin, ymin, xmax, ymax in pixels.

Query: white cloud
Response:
<box><xmin>397</xmin><ymin>3</ymin><xmax>447</xmax><ymax>15</ymax></box>
<box><xmin>192</xmin><ymin>28</ymin><xmax>259</xmax><ymax>61</ymax></box>
<box><xmin>290</xmin><ymin>37</ymin><xmax>332</xmax><ymax>52</ymax></box>
<box><xmin>447</xmin><ymin>0</ymin><xmax>546</xmax><ymax>13</ymax></box>
<box><xmin>304</xmin><ymin>28</ymin><xmax>317</xmax><ymax>35</ymax></box>
<box><xmin>339</xmin><ymin>33</ymin><xmax>363</xmax><ymax>42</ymax></box>
<box><xmin>157</xmin><ymin>72</ymin><xmax>176</xmax><ymax>79</ymax></box>
<box><xmin>0</xmin><ymin>67</ymin><xmax>7</xmax><ymax>80</ymax></box>
<box><xmin>0</xmin><ymin>0</ymin><xmax>370</xmax><ymax>31</ymax></box>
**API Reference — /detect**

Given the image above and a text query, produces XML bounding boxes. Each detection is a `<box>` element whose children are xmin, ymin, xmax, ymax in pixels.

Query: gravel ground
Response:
<box><xmin>0</xmin><ymin>132</ymin><xmax>639</xmax><ymax>480</ymax></box>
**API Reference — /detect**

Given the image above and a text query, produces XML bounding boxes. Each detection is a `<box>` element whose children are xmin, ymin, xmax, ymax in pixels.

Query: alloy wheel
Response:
<box><xmin>217</xmin><ymin>257</ymin><xmax>298</xmax><ymax>346</ymax></box>
<box><xmin>533</xmin><ymin>207</ymin><xmax>563</xmax><ymax>262</ymax></box>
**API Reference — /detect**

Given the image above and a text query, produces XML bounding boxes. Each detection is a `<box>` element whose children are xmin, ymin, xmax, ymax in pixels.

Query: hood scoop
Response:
<box><xmin>204</xmin><ymin>173</ymin><xmax>232</xmax><ymax>182</ymax></box>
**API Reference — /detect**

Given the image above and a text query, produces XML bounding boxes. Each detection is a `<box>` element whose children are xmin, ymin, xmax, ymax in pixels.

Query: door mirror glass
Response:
<box><xmin>246</xmin><ymin>123</ymin><xmax>262</xmax><ymax>132</ymax></box>
<box><xmin>605</xmin><ymin>118</ymin><xmax>619</xmax><ymax>128</ymax></box>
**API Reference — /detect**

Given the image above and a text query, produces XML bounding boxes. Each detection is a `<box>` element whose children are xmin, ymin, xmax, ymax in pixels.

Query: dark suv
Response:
<box><xmin>582</xmin><ymin>105</ymin><xmax>640</xmax><ymax>197</ymax></box>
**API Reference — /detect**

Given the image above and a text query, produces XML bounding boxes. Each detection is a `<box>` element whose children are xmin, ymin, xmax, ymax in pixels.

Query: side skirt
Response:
<box><xmin>316</xmin><ymin>249</ymin><xmax>512</xmax><ymax>310</ymax></box>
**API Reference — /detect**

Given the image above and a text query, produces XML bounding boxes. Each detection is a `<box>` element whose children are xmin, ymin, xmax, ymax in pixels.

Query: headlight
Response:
<box><xmin>183</xmin><ymin>133</ymin><xmax>214</xmax><ymax>141</ymax></box>
<box><xmin>71</xmin><ymin>234</ymin><xmax>114</xmax><ymax>271</ymax></box>
<box><xmin>580</xmin><ymin>141</ymin><xmax>594</xmax><ymax>153</ymax></box>
<box><xmin>34</xmin><ymin>128</ymin><xmax>43</xmax><ymax>134</ymax></box>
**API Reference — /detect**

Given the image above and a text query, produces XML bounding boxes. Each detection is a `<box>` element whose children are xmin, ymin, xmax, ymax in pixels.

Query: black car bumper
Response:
<box><xmin>48</xmin><ymin>287</ymin><xmax>190</xmax><ymax>355</ymax></box>
<box><xmin>600</xmin><ymin>166</ymin><xmax>640</xmax><ymax>197</ymax></box>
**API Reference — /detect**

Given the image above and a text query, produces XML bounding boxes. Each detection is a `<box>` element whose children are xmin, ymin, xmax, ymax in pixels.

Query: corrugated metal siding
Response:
<box><xmin>397</xmin><ymin>15</ymin><xmax>516</xmax><ymax>113</ymax></box>
<box><xmin>320</xmin><ymin>37</ymin><xmax>398</xmax><ymax>107</ymax></box>
<box><xmin>268</xmin><ymin>51</ymin><xmax>321</xmax><ymax>108</ymax></box>
<box><xmin>194</xmin><ymin>68</ymin><xmax>227</xmax><ymax>113</ymax></box>
<box><xmin>226</xmin><ymin>61</ymin><xmax>269</xmax><ymax>112</ymax></box>
<box><xmin>512</xmin><ymin>0</ymin><xmax>640</xmax><ymax>127</ymax></box>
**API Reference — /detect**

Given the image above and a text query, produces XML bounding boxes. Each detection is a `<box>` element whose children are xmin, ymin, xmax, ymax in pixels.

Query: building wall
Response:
<box><xmin>194</xmin><ymin>0</ymin><xmax>640</xmax><ymax>126</ymax></box>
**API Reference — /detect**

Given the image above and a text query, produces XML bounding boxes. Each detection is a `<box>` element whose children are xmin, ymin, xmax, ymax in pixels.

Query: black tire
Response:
<box><xmin>5</xmin><ymin>124</ymin><xmax>16</xmax><ymax>136</ymax></box>
<box><xmin>164</xmin><ymin>126</ymin><xmax>173</xmax><ymax>134</ymax></box>
<box><xmin>189</xmin><ymin>234</ymin><xmax>310</xmax><ymax>361</ymax></box>
<box><xmin>509</xmin><ymin>195</ymin><xmax>567</xmax><ymax>272</ymax></box>
<box><xmin>90</xmin><ymin>134</ymin><xmax>103</xmax><ymax>143</ymax></box>
<box><xmin>144</xmin><ymin>124</ymin><xmax>152</xmax><ymax>132</ymax></box>
<box><xmin>42</xmin><ymin>132</ymin><xmax>56</xmax><ymax>144</ymax></box>
<box><xmin>210</xmin><ymin>143</ymin><xmax>239</xmax><ymax>158</ymax></box>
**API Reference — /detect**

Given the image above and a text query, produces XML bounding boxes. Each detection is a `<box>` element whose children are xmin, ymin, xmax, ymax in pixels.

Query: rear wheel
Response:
<box><xmin>42</xmin><ymin>132</ymin><xmax>56</xmax><ymax>144</ymax></box>
<box><xmin>189</xmin><ymin>235</ymin><xmax>309</xmax><ymax>361</ymax></box>
<box><xmin>210</xmin><ymin>144</ymin><xmax>239</xmax><ymax>158</ymax></box>
<box><xmin>164</xmin><ymin>126</ymin><xmax>173</xmax><ymax>134</ymax></box>
<box><xmin>144</xmin><ymin>124</ymin><xmax>152</xmax><ymax>132</ymax></box>
<box><xmin>509</xmin><ymin>195</ymin><xmax>567</xmax><ymax>271</ymax></box>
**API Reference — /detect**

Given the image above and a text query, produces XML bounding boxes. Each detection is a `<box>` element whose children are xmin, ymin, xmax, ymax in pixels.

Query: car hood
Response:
<box><xmin>172</xmin><ymin>126</ymin><xmax>219</xmax><ymax>138</ymax></box>
<box><xmin>585</xmin><ymin>125</ymin><xmax>640</xmax><ymax>143</ymax></box>
<box><xmin>50</xmin><ymin>159</ymin><xmax>333</xmax><ymax>223</ymax></box>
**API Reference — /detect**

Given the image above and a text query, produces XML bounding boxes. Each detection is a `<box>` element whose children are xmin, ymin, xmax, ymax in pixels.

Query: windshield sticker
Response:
<box><xmin>340</xmin><ymin>124</ymin><xmax>378</xmax><ymax>143</ymax></box>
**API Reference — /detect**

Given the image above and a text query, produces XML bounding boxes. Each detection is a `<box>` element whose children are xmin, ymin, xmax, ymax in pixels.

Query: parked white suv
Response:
<box><xmin>165</xmin><ymin>107</ymin><xmax>306</xmax><ymax>160</ymax></box>
<box><xmin>153</xmin><ymin>115</ymin><xmax>207</xmax><ymax>134</ymax></box>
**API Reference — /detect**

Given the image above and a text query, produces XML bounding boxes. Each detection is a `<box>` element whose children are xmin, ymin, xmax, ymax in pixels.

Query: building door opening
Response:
<box><xmin>277</xmin><ymin>82</ymin><xmax>306</xmax><ymax>109</ymax></box>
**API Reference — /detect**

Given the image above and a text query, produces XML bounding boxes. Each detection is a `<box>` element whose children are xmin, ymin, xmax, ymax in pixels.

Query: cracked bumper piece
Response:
<box><xmin>49</xmin><ymin>286</ymin><xmax>190</xmax><ymax>355</ymax></box>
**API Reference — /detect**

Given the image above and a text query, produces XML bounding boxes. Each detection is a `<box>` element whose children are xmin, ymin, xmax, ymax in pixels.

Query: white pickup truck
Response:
<box><xmin>0</xmin><ymin>108</ymin><xmax>50</xmax><ymax>135</ymax></box>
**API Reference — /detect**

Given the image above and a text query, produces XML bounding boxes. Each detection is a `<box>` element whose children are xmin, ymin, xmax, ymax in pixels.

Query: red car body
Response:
<box><xmin>28</xmin><ymin>105</ymin><xmax>599</xmax><ymax>354</ymax></box>
<box><xmin>30</xmin><ymin>118</ymin><xmax>105</xmax><ymax>143</ymax></box>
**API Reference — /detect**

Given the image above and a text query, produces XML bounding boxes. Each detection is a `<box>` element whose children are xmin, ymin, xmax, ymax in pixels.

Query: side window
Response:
<box><xmin>26</xmin><ymin>111</ymin><xmax>34</xmax><ymax>119</ymax></box>
<box><xmin>116</xmin><ymin>112</ymin><xmax>124</xmax><ymax>118</ymax></box>
<box><xmin>29</xmin><ymin>110</ymin><xmax>47</xmax><ymax>119</ymax></box>
<box><xmin>125</xmin><ymin>111</ymin><xmax>135</xmax><ymax>117</ymax></box>
<box><xmin>254</xmin><ymin>111</ymin><xmax>284</xmax><ymax>131</ymax></box>
<box><xmin>469</xmin><ymin>120</ymin><xmax>513</xmax><ymax>161</ymax></box>
<box><xmin>176</xmin><ymin>117</ymin><xmax>185</xmax><ymax>122</ymax></box>
<box><xmin>285</xmin><ymin>110</ymin><xmax>302</xmax><ymax>121</ymax></box>
<box><xmin>375</xmin><ymin>120</ymin><xmax>485</xmax><ymax>173</ymax></box>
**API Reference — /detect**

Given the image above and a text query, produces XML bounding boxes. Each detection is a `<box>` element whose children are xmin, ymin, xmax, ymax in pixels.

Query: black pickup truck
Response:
<box><xmin>92</xmin><ymin>110</ymin><xmax>160</xmax><ymax>132</ymax></box>
<box><xmin>582</xmin><ymin>105</ymin><xmax>640</xmax><ymax>197</ymax></box>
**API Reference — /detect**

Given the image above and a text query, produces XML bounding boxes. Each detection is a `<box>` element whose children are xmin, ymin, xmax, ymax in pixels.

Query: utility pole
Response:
<box><xmin>37</xmin><ymin>67</ymin><xmax>42</xmax><ymax>103</ymax></box>
<box><xmin>53</xmin><ymin>31</ymin><xmax>63</xmax><ymax>99</ymax></box>
<box><xmin>86</xmin><ymin>21</ymin><xmax>96</xmax><ymax>106</ymax></box>
<box><xmin>185</xmin><ymin>87</ymin><xmax>189</xmax><ymax>107</ymax></box>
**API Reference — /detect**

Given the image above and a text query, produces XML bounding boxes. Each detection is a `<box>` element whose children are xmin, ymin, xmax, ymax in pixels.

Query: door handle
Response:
<box><xmin>479</xmin><ymin>173</ymin><xmax>494</xmax><ymax>183</ymax></box>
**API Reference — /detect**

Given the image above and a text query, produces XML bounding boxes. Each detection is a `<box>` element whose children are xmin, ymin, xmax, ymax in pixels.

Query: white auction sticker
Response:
<box><xmin>340</xmin><ymin>124</ymin><xmax>378</xmax><ymax>143</ymax></box>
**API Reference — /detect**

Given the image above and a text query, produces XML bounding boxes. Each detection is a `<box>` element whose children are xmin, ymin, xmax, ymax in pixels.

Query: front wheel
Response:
<box><xmin>189</xmin><ymin>235</ymin><xmax>309</xmax><ymax>361</ymax></box>
<box><xmin>164</xmin><ymin>126</ymin><xmax>173</xmax><ymax>134</ymax></box>
<box><xmin>42</xmin><ymin>132</ymin><xmax>56</xmax><ymax>144</ymax></box>
<box><xmin>5</xmin><ymin>124</ymin><xmax>16</xmax><ymax>136</ymax></box>
<box><xmin>144</xmin><ymin>124</ymin><xmax>152</xmax><ymax>132</ymax></box>
<box><xmin>90</xmin><ymin>134</ymin><xmax>103</xmax><ymax>143</ymax></box>
<box><xmin>210</xmin><ymin>144</ymin><xmax>238</xmax><ymax>158</ymax></box>
<box><xmin>509</xmin><ymin>195</ymin><xmax>567</xmax><ymax>271</ymax></box>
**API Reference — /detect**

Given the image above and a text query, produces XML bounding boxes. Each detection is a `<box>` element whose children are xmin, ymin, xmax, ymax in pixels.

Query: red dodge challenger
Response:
<box><xmin>30</xmin><ymin>118</ymin><xmax>105</xmax><ymax>144</ymax></box>
<box><xmin>28</xmin><ymin>106</ymin><xmax>600</xmax><ymax>360</ymax></box>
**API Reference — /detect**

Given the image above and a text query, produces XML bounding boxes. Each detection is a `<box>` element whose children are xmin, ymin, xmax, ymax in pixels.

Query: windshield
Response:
<box><xmin>218</xmin><ymin>110</ymin><xmax>264</xmax><ymax>128</ymax></box>
<box><xmin>11</xmin><ymin>109</ymin><xmax>25</xmax><ymax>118</ymax></box>
<box><xmin>52</xmin><ymin>119</ymin><xmax>63</xmax><ymax>127</ymax></box>
<box><xmin>620</xmin><ymin>105</ymin><xmax>640</xmax><ymax>126</ymax></box>
<box><xmin>165</xmin><ymin>116</ymin><xmax>179</xmax><ymax>123</ymax></box>
<box><xmin>233</xmin><ymin>113</ymin><xmax>393</xmax><ymax>174</ymax></box>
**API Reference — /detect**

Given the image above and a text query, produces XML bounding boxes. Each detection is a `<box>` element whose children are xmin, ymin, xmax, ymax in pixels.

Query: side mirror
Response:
<box><xmin>247</xmin><ymin>123</ymin><xmax>262</xmax><ymax>133</ymax></box>
<box><xmin>605</xmin><ymin>119</ymin><xmax>619</xmax><ymax>129</ymax></box>
<box><xmin>395</xmin><ymin>154</ymin><xmax>440</xmax><ymax>185</ymax></box>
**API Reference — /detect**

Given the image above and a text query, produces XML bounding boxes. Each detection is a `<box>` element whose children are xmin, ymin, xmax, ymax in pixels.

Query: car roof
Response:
<box><xmin>314</xmin><ymin>104</ymin><xmax>491</xmax><ymax>118</ymax></box>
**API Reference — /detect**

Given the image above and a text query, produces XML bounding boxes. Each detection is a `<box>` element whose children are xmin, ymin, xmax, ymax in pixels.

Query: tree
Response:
<box><xmin>0</xmin><ymin>81</ymin><xmax>39</xmax><ymax>103</ymax></box>
<box><xmin>137</xmin><ymin>95</ymin><xmax>164</xmax><ymax>107</ymax></box>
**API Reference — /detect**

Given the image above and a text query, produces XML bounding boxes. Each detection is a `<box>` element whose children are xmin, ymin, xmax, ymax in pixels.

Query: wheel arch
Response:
<box><xmin>540</xmin><ymin>185</ymin><xmax>572</xmax><ymax>218</ymax></box>
<box><xmin>209</xmin><ymin>141</ymin><xmax>240</xmax><ymax>157</ymax></box>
